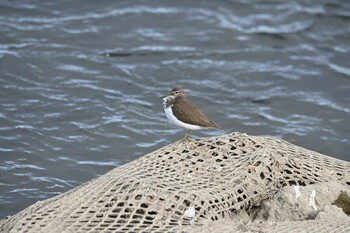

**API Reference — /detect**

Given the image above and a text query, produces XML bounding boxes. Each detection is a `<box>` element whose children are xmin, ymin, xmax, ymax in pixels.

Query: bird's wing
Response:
<box><xmin>172</xmin><ymin>97</ymin><xmax>220</xmax><ymax>129</ymax></box>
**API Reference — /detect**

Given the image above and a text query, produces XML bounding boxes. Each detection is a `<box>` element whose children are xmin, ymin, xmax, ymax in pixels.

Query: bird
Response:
<box><xmin>161</xmin><ymin>87</ymin><xmax>222</xmax><ymax>140</ymax></box>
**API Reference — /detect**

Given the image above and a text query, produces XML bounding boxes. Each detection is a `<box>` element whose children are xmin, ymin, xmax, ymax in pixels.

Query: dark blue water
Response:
<box><xmin>1</xmin><ymin>0</ymin><xmax>349</xmax><ymax>219</ymax></box>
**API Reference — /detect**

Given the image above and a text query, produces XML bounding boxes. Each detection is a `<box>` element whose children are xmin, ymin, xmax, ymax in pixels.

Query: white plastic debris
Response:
<box><xmin>294</xmin><ymin>185</ymin><xmax>301</xmax><ymax>199</ymax></box>
<box><xmin>309</xmin><ymin>189</ymin><xmax>317</xmax><ymax>211</ymax></box>
<box><xmin>184</xmin><ymin>206</ymin><xmax>196</xmax><ymax>218</ymax></box>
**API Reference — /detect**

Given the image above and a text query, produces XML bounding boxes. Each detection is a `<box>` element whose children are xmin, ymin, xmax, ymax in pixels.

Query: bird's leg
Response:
<box><xmin>182</xmin><ymin>130</ymin><xmax>192</xmax><ymax>140</ymax></box>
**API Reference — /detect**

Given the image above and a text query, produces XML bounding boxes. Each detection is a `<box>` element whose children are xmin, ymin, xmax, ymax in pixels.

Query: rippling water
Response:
<box><xmin>0</xmin><ymin>0</ymin><xmax>349</xmax><ymax>219</ymax></box>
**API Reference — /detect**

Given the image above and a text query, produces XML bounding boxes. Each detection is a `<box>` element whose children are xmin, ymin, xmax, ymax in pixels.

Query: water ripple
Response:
<box><xmin>0</xmin><ymin>0</ymin><xmax>349</xmax><ymax>220</ymax></box>
<box><xmin>0</xmin><ymin>161</ymin><xmax>46</xmax><ymax>172</ymax></box>
<box><xmin>136</xmin><ymin>139</ymin><xmax>168</xmax><ymax>148</ymax></box>
<box><xmin>0</xmin><ymin>6</ymin><xmax>180</xmax><ymax>24</ymax></box>
<box><xmin>77</xmin><ymin>160</ymin><xmax>119</xmax><ymax>166</ymax></box>
<box><xmin>300</xmin><ymin>92</ymin><xmax>350</xmax><ymax>114</ymax></box>
<box><xmin>328</xmin><ymin>63</ymin><xmax>350</xmax><ymax>77</ymax></box>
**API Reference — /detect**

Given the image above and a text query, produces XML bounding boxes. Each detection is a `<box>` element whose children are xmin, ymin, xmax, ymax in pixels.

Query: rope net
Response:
<box><xmin>1</xmin><ymin>132</ymin><xmax>349</xmax><ymax>232</ymax></box>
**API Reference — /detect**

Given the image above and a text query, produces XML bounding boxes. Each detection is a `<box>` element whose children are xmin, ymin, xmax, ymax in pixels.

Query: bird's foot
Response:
<box><xmin>181</xmin><ymin>130</ymin><xmax>192</xmax><ymax>141</ymax></box>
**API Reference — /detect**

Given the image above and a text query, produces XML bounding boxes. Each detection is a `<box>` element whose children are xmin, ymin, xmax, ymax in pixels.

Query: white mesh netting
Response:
<box><xmin>1</xmin><ymin>132</ymin><xmax>349</xmax><ymax>232</ymax></box>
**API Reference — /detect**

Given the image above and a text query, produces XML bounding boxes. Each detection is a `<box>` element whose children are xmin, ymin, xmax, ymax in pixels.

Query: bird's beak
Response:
<box><xmin>159</xmin><ymin>95</ymin><xmax>166</xmax><ymax>99</ymax></box>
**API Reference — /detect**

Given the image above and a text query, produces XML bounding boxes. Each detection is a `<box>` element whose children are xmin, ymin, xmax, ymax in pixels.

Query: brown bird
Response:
<box><xmin>162</xmin><ymin>87</ymin><xmax>221</xmax><ymax>139</ymax></box>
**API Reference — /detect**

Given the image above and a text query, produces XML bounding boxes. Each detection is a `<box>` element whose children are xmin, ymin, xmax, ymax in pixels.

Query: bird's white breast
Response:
<box><xmin>164</xmin><ymin>106</ymin><xmax>203</xmax><ymax>131</ymax></box>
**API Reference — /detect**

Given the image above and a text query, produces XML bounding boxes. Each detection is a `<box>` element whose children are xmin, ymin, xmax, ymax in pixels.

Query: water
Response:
<box><xmin>0</xmin><ymin>0</ymin><xmax>349</xmax><ymax>220</ymax></box>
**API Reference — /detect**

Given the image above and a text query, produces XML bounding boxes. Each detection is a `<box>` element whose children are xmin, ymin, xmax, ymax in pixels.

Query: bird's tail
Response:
<box><xmin>209</xmin><ymin>121</ymin><xmax>224</xmax><ymax>131</ymax></box>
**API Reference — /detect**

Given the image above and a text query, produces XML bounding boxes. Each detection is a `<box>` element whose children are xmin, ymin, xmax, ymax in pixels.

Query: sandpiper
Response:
<box><xmin>162</xmin><ymin>87</ymin><xmax>221</xmax><ymax>139</ymax></box>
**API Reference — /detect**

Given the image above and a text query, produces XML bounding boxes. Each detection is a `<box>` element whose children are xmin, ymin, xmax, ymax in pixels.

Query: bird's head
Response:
<box><xmin>168</xmin><ymin>87</ymin><xmax>185</xmax><ymax>98</ymax></box>
<box><xmin>161</xmin><ymin>87</ymin><xmax>185</xmax><ymax>107</ymax></box>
